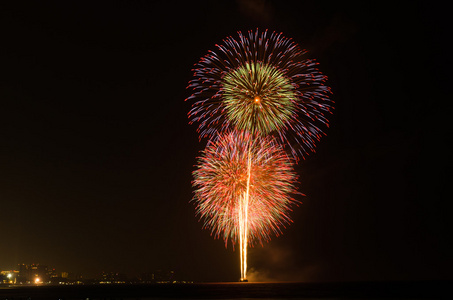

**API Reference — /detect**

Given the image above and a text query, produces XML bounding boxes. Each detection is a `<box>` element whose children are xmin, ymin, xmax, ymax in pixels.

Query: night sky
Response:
<box><xmin>1</xmin><ymin>1</ymin><xmax>451</xmax><ymax>282</ymax></box>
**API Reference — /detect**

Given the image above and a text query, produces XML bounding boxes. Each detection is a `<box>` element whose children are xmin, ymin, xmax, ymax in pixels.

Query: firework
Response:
<box><xmin>192</xmin><ymin>131</ymin><xmax>299</xmax><ymax>247</ymax></box>
<box><xmin>187</xmin><ymin>29</ymin><xmax>332</xmax><ymax>158</ymax></box>
<box><xmin>192</xmin><ymin>131</ymin><xmax>299</xmax><ymax>280</ymax></box>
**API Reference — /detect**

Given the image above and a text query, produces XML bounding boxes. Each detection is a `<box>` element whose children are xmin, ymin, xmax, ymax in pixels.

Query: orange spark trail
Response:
<box><xmin>239</xmin><ymin>149</ymin><xmax>251</xmax><ymax>281</ymax></box>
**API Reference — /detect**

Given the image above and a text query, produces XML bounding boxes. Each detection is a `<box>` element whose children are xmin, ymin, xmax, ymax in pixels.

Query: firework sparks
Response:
<box><xmin>192</xmin><ymin>131</ymin><xmax>299</xmax><ymax>279</ymax></box>
<box><xmin>187</xmin><ymin>29</ymin><xmax>332</xmax><ymax>281</ymax></box>
<box><xmin>187</xmin><ymin>29</ymin><xmax>332</xmax><ymax>159</ymax></box>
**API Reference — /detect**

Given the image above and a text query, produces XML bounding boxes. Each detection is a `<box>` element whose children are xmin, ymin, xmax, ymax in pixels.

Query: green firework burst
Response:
<box><xmin>222</xmin><ymin>62</ymin><xmax>297</xmax><ymax>135</ymax></box>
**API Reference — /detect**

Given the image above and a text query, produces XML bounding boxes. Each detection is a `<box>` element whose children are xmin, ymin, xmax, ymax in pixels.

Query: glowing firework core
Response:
<box><xmin>222</xmin><ymin>62</ymin><xmax>296</xmax><ymax>135</ymax></box>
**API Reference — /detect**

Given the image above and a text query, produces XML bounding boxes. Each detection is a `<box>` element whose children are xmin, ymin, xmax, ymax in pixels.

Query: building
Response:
<box><xmin>1</xmin><ymin>270</ymin><xmax>19</xmax><ymax>284</ymax></box>
<box><xmin>17</xmin><ymin>264</ymin><xmax>49</xmax><ymax>284</ymax></box>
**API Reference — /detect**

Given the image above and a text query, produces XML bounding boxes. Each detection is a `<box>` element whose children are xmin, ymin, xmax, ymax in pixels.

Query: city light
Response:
<box><xmin>1</xmin><ymin>264</ymin><xmax>182</xmax><ymax>285</ymax></box>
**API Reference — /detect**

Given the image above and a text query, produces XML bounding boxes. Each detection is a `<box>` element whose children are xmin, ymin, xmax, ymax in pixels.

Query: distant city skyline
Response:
<box><xmin>1</xmin><ymin>263</ymin><xmax>180</xmax><ymax>285</ymax></box>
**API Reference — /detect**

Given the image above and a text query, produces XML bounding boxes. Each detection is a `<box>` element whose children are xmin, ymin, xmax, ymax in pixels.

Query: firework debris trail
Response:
<box><xmin>186</xmin><ymin>29</ymin><xmax>332</xmax><ymax>280</ymax></box>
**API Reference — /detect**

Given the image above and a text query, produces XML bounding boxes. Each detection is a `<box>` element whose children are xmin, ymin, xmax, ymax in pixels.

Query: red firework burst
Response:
<box><xmin>192</xmin><ymin>131</ymin><xmax>300</xmax><ymax>246</ymax></box>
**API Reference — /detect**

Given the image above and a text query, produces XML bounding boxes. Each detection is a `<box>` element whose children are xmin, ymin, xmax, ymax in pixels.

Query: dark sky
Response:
<box><xmin>1</xmin><ymin>1</ymin><xmax>451</xmax><ymax>282</ymax></box>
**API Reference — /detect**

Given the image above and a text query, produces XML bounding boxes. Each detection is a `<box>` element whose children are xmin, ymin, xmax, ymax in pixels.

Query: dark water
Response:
<box><xmin>0</xmin><ymin>281</ymin><xmax>450</xmax><ymax>300</ymax></box>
